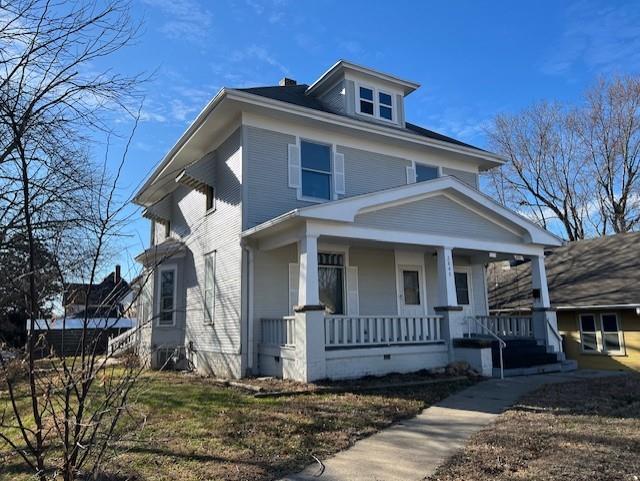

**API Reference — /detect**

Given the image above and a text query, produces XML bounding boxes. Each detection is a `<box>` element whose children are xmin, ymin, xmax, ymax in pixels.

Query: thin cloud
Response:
<box><xmin>141</xmin><ymin>0</ymin><xmax>214</xmax><ymax>43</ymax></box>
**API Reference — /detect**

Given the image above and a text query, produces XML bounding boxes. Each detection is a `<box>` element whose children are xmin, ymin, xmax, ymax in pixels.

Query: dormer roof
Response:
<box><xmin>306</xmin><ymin>60</ymin><xmax>420</xmax><ymax>97</ymax></box>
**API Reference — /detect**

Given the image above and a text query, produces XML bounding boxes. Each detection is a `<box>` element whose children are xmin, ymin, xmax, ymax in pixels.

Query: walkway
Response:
<box><xmin>280</xmin><ymin>370</ymin><xmax>621</xmax><ymax>481</ymax></box>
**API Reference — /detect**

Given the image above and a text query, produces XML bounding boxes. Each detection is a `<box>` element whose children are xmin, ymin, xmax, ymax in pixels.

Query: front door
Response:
<box><xmin>397</xmin><ymin>264</ymin><xmax>426</xmax><ymax>316</ymax></box>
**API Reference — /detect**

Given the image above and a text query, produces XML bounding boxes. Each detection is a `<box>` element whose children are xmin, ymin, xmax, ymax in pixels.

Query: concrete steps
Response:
<box><xmin>493</xmin><ymin>359</ymin><xmax>578</xmax><ymax>378</ymax></box>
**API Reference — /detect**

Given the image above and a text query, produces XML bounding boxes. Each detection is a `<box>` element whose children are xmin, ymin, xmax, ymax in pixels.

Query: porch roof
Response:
<box><xmin>241</xmin><ymin>176</ymin><xmax>563</xmax><ymax>251</ymax></box>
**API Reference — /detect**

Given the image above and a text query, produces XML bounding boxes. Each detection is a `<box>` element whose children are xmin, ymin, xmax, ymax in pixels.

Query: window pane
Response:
<box><xmin>301</xmin><ymin>141</ymin><xmax>331</xmax><ymax>171</ymax></box>
<box><xmin>603</xmin><ymin>333</ymin><xmax>620</xmax><ymax>352</ymax></box>
<box><xmin>360</xmin><ymin>100</ymin><xmax>374</xmax><ymax>115</ymax></box>
<box><xmin>160</xmin><ymin>311</ymin><xmax>173</xmax><ymax>324</ymax></box>
<box><xmin>161</xmin><ymin>271</ymin><xmax>174</xmax><ymax>296</ymax></box>
<box><xmin>359</xmin><ymin>86</ymin><xmax>373</xmax><ymax>101</ymax></box>
<box><xmin>416</xmin><ymin>164</ymin><xmax>439</xmax><ymax>182</ymax></box>
<box><xmin>301</xmin><ymin>170</ymin><xmax>331</xmax><ymax>199</ymax></box>
<box><xmin>454</xmin><ymin>272</ymin><xmax>470</xmax><ymax>305</ymax></box>
<box><xmin>379</xmin><ymin>105</ymin><xmax>393</xmax><ymax>120</ymax></box>
<box><xmin>580</xmin><ymin>315</ymin><xmax>596</xmax><ymax>332</ymax></box>
<box><xmin>403</xmin><ymin>270</ymin><xmax>420</xmax><ymax>305</ymax></box>
<box><xmin>318</xmin><ymin>253</ymin><xmax>344</xmax><ymax>266</ymax></box>
<box><xmin>582</xmin><ymin>332</ymin><xmax>597</xmax><ymax>351</ymax></box>
<box><xmin>601</xmin><ymin>314</ymin><xmax>618</xmax><ymax>332</ymax></box>
<box><xmin>319</xmin><ymin>267</ymin><xmax>344</xmax><ymax>314</ymax></box>
<box><xmin>161</xmin><ymin>297</ymin><xmax>173</xmax><ymax>311</ymax></box>
<box><xmin>379</xmin><ymin>92</ymin><xmax>392</xmax><ymax>106</ymax></box>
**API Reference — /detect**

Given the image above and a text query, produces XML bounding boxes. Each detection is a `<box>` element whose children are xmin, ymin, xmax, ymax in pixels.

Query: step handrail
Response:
<box><xmin>466</xmin><ymin>316</ymin><xmax>507</xmax><ymax>380</ymax></box>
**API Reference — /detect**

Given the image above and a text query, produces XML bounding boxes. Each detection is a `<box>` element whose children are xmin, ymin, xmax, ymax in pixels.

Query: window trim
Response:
<box><xmin>203</xmin><ymin>251</ymin><xmax>216</xmax><ymax>325</ymax></box>
<box><xmin>298</xmin><ymin>137</ymin><xmax>335</xmax><ymax>203</ymax></box>
<box><xmin>355</xmin><ymin>81</ymin><xmax>397</xmax><ymax>123</ymax></box>
<box><xmin>578</xmin><ymin>312</ymin><xmax>625</xmax><ymax>356</ymax></box>
<box><xmin>205</xmin><ymin>185</ymin><xmax>216</xmax><ymax>214</ymax></box>
<box><xmin>156</xmin><ymin>265</ymin><xmax>177</xmax><ymax>327</ymax></box>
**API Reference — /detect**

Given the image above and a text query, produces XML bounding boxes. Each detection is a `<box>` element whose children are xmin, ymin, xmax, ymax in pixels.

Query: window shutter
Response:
<box><xmin>406</xmin><ymin>165</ymin><xmax>416</xmax><ymax>184</ymax></box>
<box><xmin>288</xmin><ymin>263</ymin><xmax>299</xmax><ymax>314</ymax></box>
<box><xmin>288</xmin><ymin>144</ymin><xmax>301</xmax><ymax>189</ymax></box>
<box><xmin>346</xmin><ymin>266</ymin><xmax>359</xmax><ymax>316</ymax></box>
<box><xmin>334</xmin><ymin>152</ymin><xmax>345</xmax><ymax>195</ymax></box>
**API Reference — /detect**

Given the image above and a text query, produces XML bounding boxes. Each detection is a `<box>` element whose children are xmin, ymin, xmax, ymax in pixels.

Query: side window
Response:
<box><xmin>415</xmin><ymin>163</ymin><xmax>439</xmax><ymax>183</ymax></box>
<box><xmin>204</xmin><ymin>252</ymin><xmax>216</xmax><ymax>324</ymax></box>
<box><xmin>301</xmin><ymin>140</ymin><xmax>332</xmax><ymax>200</ymax></box>
<box><xmin>205</xmin><ymin>185</ymin><xmax>215</xmax><ymax>213</ymax></box>
<box><xmin>601</xmin><ymin>313</ymin><xmax>623</xmax><ymax>354</ymax></box>
<box><xmin>157</xmin><ymin>268</ymin><xmax>176</xmax><ymax>326</ymax></box>
<box><xmin>579</xmin><ymin>314</ymin><xmax>598</xmax><ymax>351</ymax></box>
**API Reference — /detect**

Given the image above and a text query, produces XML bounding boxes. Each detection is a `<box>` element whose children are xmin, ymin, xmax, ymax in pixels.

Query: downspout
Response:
<box><xmin>243</xmin><ymin>243</ymin><xmax>255</xmax><ymax>371</ymax></box>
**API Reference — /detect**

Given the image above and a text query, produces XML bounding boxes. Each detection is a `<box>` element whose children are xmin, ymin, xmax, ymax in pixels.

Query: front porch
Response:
<box><xmin>243</xmin><ymin>177</ymin><xmax>563</xmax><ymax>381</ymax></box>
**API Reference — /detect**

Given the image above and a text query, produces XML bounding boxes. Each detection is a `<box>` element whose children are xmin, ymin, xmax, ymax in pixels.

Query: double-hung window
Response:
<box><xmin>415</xmin><ymin>163</ymin><xmax>439</xmax><ymax>183</ymax></box>
<box><xmin>357</xmin><ymin>84</ymin><xmax>395</xmax><ymax>122</ymax></box>
<box><xmin>579</xmin><ymin>313</ymin><xmax>624</xmax><ymax>354</ymax></box>
<box><xmin>158</xmin><ymin>267</ymin><xmax>176</xmax><ymax>326</ymax></box>
<box><xmin>204</xmin><ymin>252</ymin><xmax>216</xmax><ymax>324</ymax></box>
<box><xmin>301</xmin><ymin>140</ymin><xmax>332</xmax><ymax>200</ymax></box>
<box><xmin>318</xmin><ymin>253</ymin><xmax>344</xmax><ymax>315</ymax></box>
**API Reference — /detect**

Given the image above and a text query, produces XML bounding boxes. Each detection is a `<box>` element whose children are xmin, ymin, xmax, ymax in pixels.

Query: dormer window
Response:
<box><xmin>356</xmin><ymin>83</ymin><xmax>395</xmax><ymax>123</ymax></box>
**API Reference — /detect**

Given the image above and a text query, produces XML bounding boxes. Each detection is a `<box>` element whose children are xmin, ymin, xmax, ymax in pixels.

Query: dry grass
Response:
<box><xmin>1</xmin><ymin>370</ymin><xmax>472</xmax><ymax>481</ymax></box>
<box><xmin>427</xmin><ymin>374</ymin><xmax>640</xmax><ymax>481</ymax></box>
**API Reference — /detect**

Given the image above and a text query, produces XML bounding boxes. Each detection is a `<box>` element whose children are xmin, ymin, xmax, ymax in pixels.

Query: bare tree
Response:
<box><xmin>575</xmin><ymin>76</ymin><xmax>640</xmax><ymax>234</ymax></box>
<box><xmin>0</xmin><ymin>1</ymin><xmax>151</xmax><ymax>479</ymax></box>
<box><xmin>486</xmin><ymin>102</ymin><xmax>591</xmax><ymax>241</ymax></box>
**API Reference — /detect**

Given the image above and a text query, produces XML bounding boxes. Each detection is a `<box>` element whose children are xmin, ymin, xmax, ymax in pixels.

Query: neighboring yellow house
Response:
<box><xmin>489</xmin><ymin>232</ymin><xmax>640</xmax><ymax>371</ymax></box>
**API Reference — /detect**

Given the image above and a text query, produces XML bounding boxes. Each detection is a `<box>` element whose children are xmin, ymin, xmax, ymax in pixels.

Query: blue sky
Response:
<box><xmin>106</xmin><ymin>0</ymin><xmax>640</xmax><ymax>278</ymax></box>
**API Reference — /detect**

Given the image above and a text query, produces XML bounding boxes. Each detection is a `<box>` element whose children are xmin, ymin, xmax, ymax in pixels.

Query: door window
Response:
<box><xmin>318</xmin><ymin>253</ymin><xmax>344</xmax><ymax>314</ymax></box>
<box><xmin>402</xmin><ymin>270</ymin><xmax>421</xmax><ymax>305</ymax></box>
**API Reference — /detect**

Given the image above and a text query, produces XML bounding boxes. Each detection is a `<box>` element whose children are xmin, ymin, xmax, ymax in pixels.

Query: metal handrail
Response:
<box><xmin>466</xmin><ymin>316</ymin><xmax>507</xmax><ymax>380</ymax></box>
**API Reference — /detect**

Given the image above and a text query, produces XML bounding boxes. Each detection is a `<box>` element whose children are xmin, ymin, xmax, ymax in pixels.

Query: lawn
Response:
<box><xmin>1</xmin><ymin>369</ymin><xmax>472</xmax><ymax>481</ymax></box>
<box><xmin>427</xmin><ymin>374</ymin><xmax>640</xmax><ymax>481</ymax></box>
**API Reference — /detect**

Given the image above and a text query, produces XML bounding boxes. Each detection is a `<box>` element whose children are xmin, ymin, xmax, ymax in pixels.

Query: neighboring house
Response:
<box><xmin>31</xmin><ymin>266</ymin><xmax>136</xmax><ymax>358</ymax></box>
<box><xmin>126</xmin><ymin>60</ymin><xmax>564</xmax><ymax>381</ymax></box>
<box><xmin>489</xmin><ymin>232</ymin><xmax>640</xmax><ymax>371</ymax></box>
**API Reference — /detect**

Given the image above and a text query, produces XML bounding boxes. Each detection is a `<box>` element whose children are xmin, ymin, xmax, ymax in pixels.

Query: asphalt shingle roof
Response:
<box><xmin>488</xmin><ymin>232</ymin><xmax>640</xmax><ymax>310</ymax></box>
<box><xmin>234</xmin><ymin>84</ymin><xmax>486</xmax><ymax>153</ymax></box>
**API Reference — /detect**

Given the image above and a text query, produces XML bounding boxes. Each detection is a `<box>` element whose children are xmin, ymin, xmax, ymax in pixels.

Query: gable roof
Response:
<box><xmin>242</xmin><ymin>175</ymin><xmax>563</xmax><ymax>249</ymax></box>
<box><xmin>234</xmin><ymin>84</ymin><xmax>486</xmax><ymax>153</ymax></box>
<box><xmin>488</xmin><ymin>232</ymin><xmax>640</xmax><ymax>310</ymax></box>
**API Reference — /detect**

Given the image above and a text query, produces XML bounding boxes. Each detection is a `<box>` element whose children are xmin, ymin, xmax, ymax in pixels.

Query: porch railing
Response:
<box><xmin>472</xmin><ymin>315</ymin><xmax>533</xmax><ymax>338</ymax></box>
<box><xmin>324</xmin><ymin>315</ymin><xmax>443</xmax><ymax>349</ymax></box>
<box><xmin>261</xmin><ymin>316</ymin><xmax>295</xmax><ymax>347</ymax></box>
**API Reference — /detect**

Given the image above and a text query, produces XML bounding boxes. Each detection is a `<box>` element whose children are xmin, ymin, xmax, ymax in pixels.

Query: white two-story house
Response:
<box><xmin>123</xmin><ymin>60</ymin><xmax>566</xmax><ymax>381</ymax></box>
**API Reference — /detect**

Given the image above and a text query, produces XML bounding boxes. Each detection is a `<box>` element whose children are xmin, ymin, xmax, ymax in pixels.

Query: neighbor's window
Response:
<box><xmin>601</xmin><ymin>313</ymin><xmax>623</xmax><ymax>354</ymax></box>
<box><xmin>301</xmin><ymin>140</ymin><xmax>332</xmax><ymax>200</ymax></box>
<box><xmin>204</xmin><ymin>252</ymin><xmax>216</xmax><ymax>324</ymax></box>
<box><xmin>318</xmin><ymin>253</ymin><xmax>344</xmax><ymax>315</ymax></box>
<box><xmin>579</xmin><ymin>314</ymin><xmax>598</xmax><ymax>351</ymax></box>
<box><xmin>358</xmin><ymin>86</ymin><xmax>374</xmax><ymax>115</ymax></box>
<box><xmin>158</xmin><ymin>268</ymin><xmax>176</xmax><ymax>326</ymax></box>
<box><xmin>379</xmin><ymin>91</ymin><xmax>393</xmax><ymax>120</ymax></box>
<box><xmin>454</xmin><ymin>272</ymin><xmax>470</xmax><ymax>305</ymax></box>
<box><xmin>205</xmin><ymin>185</ymin><xmax>215</xmax><ymax>212</ymax></box>
<box><xmin>415</xmin><ymin>163</ymin><xmax>439</xmax><ymax>183</ymax></box>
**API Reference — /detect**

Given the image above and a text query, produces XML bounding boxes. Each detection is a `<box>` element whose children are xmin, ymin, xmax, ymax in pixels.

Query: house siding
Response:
<box><xmin>354</xmin><ymin>195</ymin><xmax>523</xmax><ymax>244</ymax></box>
<box><xmin>319</xmin><ymin>80</ymin><xmax>345</xmax><ymax>114</ymax></box>
<box><xmin>166</xmin><ymin>128</ymin><xmax>243</xmax><ymax>378</ymax></box>
<box><xmin>442</xmin><ymin>167</ymin><xmax>479</xmax><ymax>189</ymax></box>
<box><xmin>349</xmin><ymin>246</ymin><xmax>397</xmax><ymax>316</ymax></box>
<box><xmin>558</xmin><ymin>310</ymin><xmax>640</xmax><ymax>371</ymax></box>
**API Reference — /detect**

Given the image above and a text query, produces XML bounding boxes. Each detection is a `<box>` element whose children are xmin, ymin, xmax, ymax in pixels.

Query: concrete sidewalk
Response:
<box><xmin>280</xmin><ymin>370</ymin><xmax>621</xmax><ymax>481</ymax></box>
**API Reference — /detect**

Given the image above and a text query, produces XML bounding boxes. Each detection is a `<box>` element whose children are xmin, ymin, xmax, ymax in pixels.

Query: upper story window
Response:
<box><xmin>416</xmin><ymin>163</ymin><xmax>439</xmax><ymax>182</ymax></box>
<box><xmin>301</xmin><ymin>140</ymin><xmax>332</xmax><ymax>200</ymax></box>
<box><xmin>356</xmin><ymin>83</ymin><xmax>395</xmax><ymax>122</ymax></box>
<box><xmin>205</xmin><ymin>185</ymin><xmax>215</xmax><ymax>212</ymax></box>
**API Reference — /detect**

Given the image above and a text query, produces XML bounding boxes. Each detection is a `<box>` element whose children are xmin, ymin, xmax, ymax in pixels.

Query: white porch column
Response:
<box><xmin>530</xmin><ymin>253</ymin><xmax>562</xmax><ymax>353</ymax></box>
<box><xmin>530</xmin><ymin>254</ymin><xmax>551</xmax><ymax>308</ymax></box>
<box><xmin>435</xmin><ymin>246</ymin><xmax>464</xmax><ymax>359</ymax></box>
<box><xmin>297</xmin><ymin>234</ymin><xmax>319</xmax><ymax>307</ymax></box>
<box><xmin>436</xmin><ymin>246</ymin><xmax>458</xmax><ymax>307</ymax></box>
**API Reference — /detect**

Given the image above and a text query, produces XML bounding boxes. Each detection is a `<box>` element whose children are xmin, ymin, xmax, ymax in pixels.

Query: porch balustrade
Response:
<box><xmin>324</xmin><ymin>315</ymin><xmax>443</xmax><ymax>349</ymax></box>
<box><xmin>472</xmin><ymin>315</ymin><xmax>533</xmax><ymax>338</ymax></box>
<box><xmin>261</xmin><ymin>316</ymin><xmax>296</xmax><ymax>347</ymax></box>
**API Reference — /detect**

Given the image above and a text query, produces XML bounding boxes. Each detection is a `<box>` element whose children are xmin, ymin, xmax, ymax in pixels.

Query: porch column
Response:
<box><xmin>297</xmin><ymin>234</ymin><xmax>319</xmax><ymax>307</ymax></box>
<box><xmin>434</xmin><ymin>246</ymin><xmax>464</xmax><ymax>359</ymax></box>
<box><xmin>530</xmin><ymin>253</ymin><xmax>562</xmax><ymax>353</ymax></box>
<box><xmin>293</xmin><ymin>232</ymin><xmax>326</xmax><ymax>382</ymax></box>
